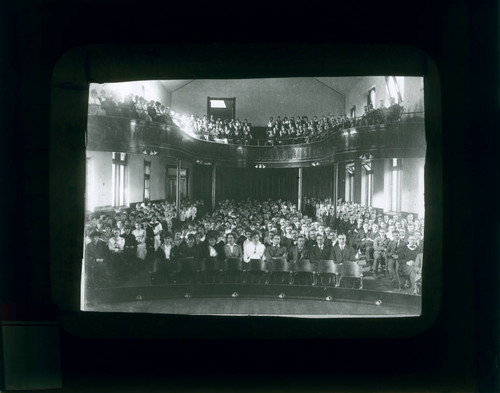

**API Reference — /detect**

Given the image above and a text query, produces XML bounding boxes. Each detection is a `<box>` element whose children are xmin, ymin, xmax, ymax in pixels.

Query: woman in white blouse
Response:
<box><xmin>132</xmin><ymin>221</ymin><xmax>147</xmax><ymax>260</ymax></box>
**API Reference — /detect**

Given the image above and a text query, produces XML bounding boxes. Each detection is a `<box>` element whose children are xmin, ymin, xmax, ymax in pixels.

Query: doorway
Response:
<box><xmin>166</xmin><ymin>167</ymin><xmax>188</xmax><ymax>201</ymax></box>
<box><xmin>207</xmin><ymin>97</ymin><xmax>236</xmax><ymax>122</ymax></box>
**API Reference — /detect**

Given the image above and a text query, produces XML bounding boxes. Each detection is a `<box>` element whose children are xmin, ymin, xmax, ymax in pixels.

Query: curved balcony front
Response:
<box><xmin>86</xmin><ymin>115</ymin><xmax>426</xmax><ymax>167</ymax></box>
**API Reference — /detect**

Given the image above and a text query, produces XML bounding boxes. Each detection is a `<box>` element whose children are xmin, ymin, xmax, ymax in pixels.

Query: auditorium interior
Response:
<box><xmin>83</xmin><ymin>76</ymin><xmax>426</xmax><ymax>317</ymax></box>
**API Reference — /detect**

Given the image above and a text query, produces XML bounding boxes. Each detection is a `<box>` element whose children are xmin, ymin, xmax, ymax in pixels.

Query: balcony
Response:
<box><xmin>86</xmin><ymin>114</ymin><xmax>426</xmax><ymax>168</ymax></box>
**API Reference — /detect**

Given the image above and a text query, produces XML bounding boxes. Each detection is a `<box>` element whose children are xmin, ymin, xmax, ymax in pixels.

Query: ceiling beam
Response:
<box><xmin>312</xmin><ymin>77</ymin><xmax>345</xmax><ymax>96</ymax></box>
<box><xmin>169</xmin><ymin>80</ymin><xmax>195</xmax><ymax>93</ymax></box>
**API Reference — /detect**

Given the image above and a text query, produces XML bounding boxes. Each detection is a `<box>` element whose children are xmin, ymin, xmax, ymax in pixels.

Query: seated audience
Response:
<box><xmin>398</xmin><ymin>235</ymin><xmax>422</xmax><ymax>295</ymax></box>
<box><xmin>84</xmin><ymin>197</ymin><xmax>423</xmax><ymax>294</ymax></box>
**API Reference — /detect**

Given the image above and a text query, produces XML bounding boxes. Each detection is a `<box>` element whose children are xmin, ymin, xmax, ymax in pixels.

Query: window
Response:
<box><xmin>144</xmin><ymin>160</ymin><xmax>151</xmax><ymax>202</ymax></box>
<box><xmin>350</xmin><ymin>105</ymin><xmax>356</xmax><ymax>118</ymax></box>
<box><xmin>368</xmin><ymin>87</ymin><xmax>376</xmax><ymax>109</ymax></box>
<box><xmin>390</xmin><ymin>158</ymin><xmax>402</xmax><ymax>212</ymax></box>
<box><xmin>112</xmin><ymin>152</ymin><xmax>127</xmax><ymax>207</ymax></box>
<box><xmin>207</xmin><ymin>97</ymin><xmax>236</xmax><ymax>122</ymax></box>
<box><xmin>346</xmin><ymin>163</ymin><xmax>355</xmax><ymax>202</ymax></box>
<box><xmin>362</xmin><ymin>161</ymin><xmax>373</xmax><ymax>206</ymax></box>
<box><xmin>385</xmin><ymin>76</ymin><xmax>404</xmax><ymax>104</ymax></box>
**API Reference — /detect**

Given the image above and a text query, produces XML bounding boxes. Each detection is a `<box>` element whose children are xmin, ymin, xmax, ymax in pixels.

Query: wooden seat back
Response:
<box><xmin>316</xmin><ymin>260</ymin><xmax>339</xmax><ymax>274</ymax></box>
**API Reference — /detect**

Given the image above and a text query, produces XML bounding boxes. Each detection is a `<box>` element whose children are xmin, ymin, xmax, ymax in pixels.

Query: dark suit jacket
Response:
<box><xmin>386</xmin><ymin>240</ymin><xmax>407</xmax><ymax>260</ymax></box>
<box><xmin>331</xmin><ymin>244</ymin><xmax>357</xmax><ymax>263</ymax></box>
<box><xmin>281</xmin><ymin>237</ymin><xmax>296</xmax><ymax>250</ymax></box>
<box><xmin>264</xmin><ymin>245</ymin><xmax>288</xmax><ymax>261</ymax></box>
<box><xmin>178</xmin><ymin>244</ymin><xmax>200</xmax><ymax>259</ymax></box>
<box><xmin>86</xmin><ymin>240</ymin><xmax>108</xmax><ymax>263</ymax></box>
<box><xmin>305</xmin><ymin>239</ymin><xmax>317</xmax><ymax>250</ymax></box>
<box><xmin>309</xmin><ymin>244</ymin><xmax>334</xmax><ymax>261</ymax></box>
<box><xmin>288</xmin><ymin>246</ymin><xmax>309</xmax><ymax>263</ymax></box>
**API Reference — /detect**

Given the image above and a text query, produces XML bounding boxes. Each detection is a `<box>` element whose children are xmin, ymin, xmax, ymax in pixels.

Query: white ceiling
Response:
<box><xmin>160</xmin><ymin>77</ymin><xmax>365</xmax><ymax>96</ymax></box>
<box><xmin>159</xmin><ymin>80</ymin><xmax>195</xmax><ymax>92</ymax></box>
<box><xmin>313</xmin><ymin>77</ymin><xmax>365</xmax><ymax>96</ymax></box>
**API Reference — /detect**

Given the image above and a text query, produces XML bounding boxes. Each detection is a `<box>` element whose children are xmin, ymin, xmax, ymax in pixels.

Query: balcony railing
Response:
<box><xmin>86</xmin><ymin>111</ymin><xmax>426</xmax><ymax>167</ymax></box>
<box><xmin>88</xmin><ymin>104</ymin><xmax>424</xmax><ymax>147</ymax></box>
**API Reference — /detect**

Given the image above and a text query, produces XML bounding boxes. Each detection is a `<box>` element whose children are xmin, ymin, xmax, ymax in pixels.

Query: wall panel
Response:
<box><xmin>171</xmin><ymin>78</ymin><xmax>344</xmax><ymax>127</ymax></box>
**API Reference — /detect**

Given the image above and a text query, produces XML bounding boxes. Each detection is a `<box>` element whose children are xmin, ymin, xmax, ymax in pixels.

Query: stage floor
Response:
<box><xmin>112</xmin><ymin>262</ymin><xmax>420</xmax><ymax>295</ymax></box>
<box><xmin>84</xmin><ymin>296</ymin><xmax>416</xmax><ymax>317</ymax></box>
<box><xmin>82</xmin><ymin>262</ymin><xmax>421</xmax><ymax>317</ymax></box>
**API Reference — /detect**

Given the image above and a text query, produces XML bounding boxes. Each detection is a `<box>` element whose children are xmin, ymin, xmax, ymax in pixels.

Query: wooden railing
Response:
<box><xmin>86</xmin><ymin>114</ymin><xmax>426</xmax><ymax>168</ymax></box>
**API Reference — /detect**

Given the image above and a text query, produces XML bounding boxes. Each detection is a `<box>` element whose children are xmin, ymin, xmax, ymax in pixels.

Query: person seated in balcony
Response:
<box><xmin>374</xmin><ymin>99</ymin><xmax>387</xmax><ymax>124</ymax></box>
<box><xmin>242</xmin><ymin>125</ymin><xmax>252</xmax><ymax>144</ymax></box>
<box><xmin>146</xmin><ymin>100</ymin><xmax>157</xmax><ymax>121</ymax></box>
<box><xmin>100</xmin><ymin>92</ymin><xmax>119</xmax><ymax>116</ymax></box>
<box><xmin>267</xmin><ymin>127</ymin><xmax>276</xmax><ymax>145</ymax></box>
<box><xmin>278</xmin><ymin>126</ymin><xmax>288</xmax><ymax>144</ymax></box>
<box><xmin>136</xmin><ymin>97</ymin><xmax>151</xmax><ymax>121</ymax></box>
<box><xmin>151</xmin><ymin>101</ymin><xmax>165</xmax><ymax>123</ymax></box>
<box><xmin>386</xmin><ymin>97</ymin><xmax>403</xmax><ymax>123</ymax></box>
<box><xmin>88</xmin><ymin>89</ymin><xmax>106</xmax><ymax>115</ymax></box>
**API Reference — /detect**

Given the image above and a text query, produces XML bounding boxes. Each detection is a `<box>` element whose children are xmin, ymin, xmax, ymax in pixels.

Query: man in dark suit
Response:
<box><xmin>85</xmin><ymin>231</ymin><xmax>109</xmax><ymax>287</ymax></box>
<box><xmin>305</xmin><ymin>229</ymin><xmax>317</xmax><ymax>249</ymax></box>
<box><xmin>348</xmin><ymin>218</ymin><xmax>364</xmax><ymax>249</ymax></box>
<box><xmin>386</xmin><ymin>230</ymin><xmax>407</xmax><ymax>285</ymax></box>
<box><xmin>309</xmin><ymin>234</ymin><xmax>334</xmax><ymax>262</ymax></box>
<box><xmin>357</xmin><ymin>223</ymin><xmax>372</xmax><ymax>256</ymax></box>
<box><xmin>265</xmin><ymin>234</ymin><xmax>289</xmax><ymax>284</ymax></box>
<box><xmin>365</xmin><ymin>223</ymin><xmax>380</xmax><ymax>266</ymax></box>
<box><xmin>331</xmin><ymin>234</ymin><xmax>357</xmax><ymax>264</ymax></box>
<box><xmin>373</xmin><ymin>228</ymin><xmax>390</xmax><ymax>277</ymax></box>
<box><xmin>288</xmin><ymin>236</ymin><xmax>309</xmax><ymax>263</ymax></box>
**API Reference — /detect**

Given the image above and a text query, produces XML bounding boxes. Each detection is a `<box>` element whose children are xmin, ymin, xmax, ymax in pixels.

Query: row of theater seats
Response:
<box><xmin>149</xmin><ymin>257</ymin><xmax>363</xmax><ymax>289</ymax></box>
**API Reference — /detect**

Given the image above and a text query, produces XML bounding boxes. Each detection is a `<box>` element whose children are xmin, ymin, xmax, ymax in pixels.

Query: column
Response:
<box><xmin>176</xmin><ymin>158</ymin><xmax>181</xmax><ymax>218</ymax></box>
<box><xmin>333</xmin><ymin>162</ymin><xmax>338</xmax><ymax>219</ymax></box>
<box><xmin>212</xmin><ymin>164</ymin><xmax>217</xmax><ymax>211</ymax></box>
<box><xmin>297</xmin><ymin>167</ymin><xmax>303</xmax><ymax>212</ymax></box>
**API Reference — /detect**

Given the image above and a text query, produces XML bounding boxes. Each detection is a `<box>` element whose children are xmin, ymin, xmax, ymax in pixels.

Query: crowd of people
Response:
<box><xmin>88</xmin><ymin>88</ymin><xmax>407</xmax><ymax>147</ymax></box>
<box><xmin>173</xmin><ymin>114</ymin><xmax>253</xmax><ymax>144</ymax></box>
<box><xmin>88</xmin><ymin>88</ymin><xmax>175</xmax><ymax>125</ymax></box>
<box><xmin>264</xmin><ymin>98</ymin><xmax>404</xmax><ymax>145</ymax></box>
<box><xmin>84</xmin><ymin>197</ymin><xmax>423</xmax><ymax>294</ymax></box>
